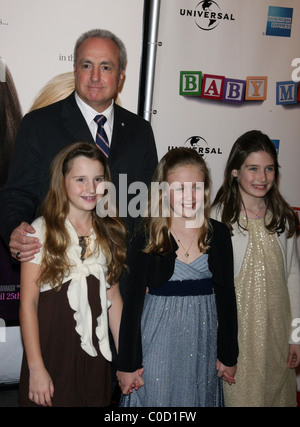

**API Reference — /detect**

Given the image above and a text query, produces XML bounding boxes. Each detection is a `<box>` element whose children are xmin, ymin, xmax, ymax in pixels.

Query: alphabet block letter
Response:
<box><xmin>222</xmin><ymin>78</ymin><xmax>246</xmax><ymax>103</ymax></box>
<box><xmin>276</xmin><ymin>81</ymin><xmax>298</xmax><ymax>105</ymax></box>
<box><xmin>180</xmin><ymin>71</ymin><xmax>202</xmax><ymax>96</ymax></box>
<box><xmin>201</xmin><ymin>74</ymin><xmax>225</xmax><ymax>100</ymax></box>
<box><xmin>245</xmin><ymin>76</ymin><xmax>267</xmax><ymax>100</ymax></box>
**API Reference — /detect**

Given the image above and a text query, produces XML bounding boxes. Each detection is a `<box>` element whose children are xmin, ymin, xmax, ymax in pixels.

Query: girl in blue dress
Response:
<box><xmin>117</xmin><ymin>147</ymin><xmax>238</xmax><ymax>407</ymax></box>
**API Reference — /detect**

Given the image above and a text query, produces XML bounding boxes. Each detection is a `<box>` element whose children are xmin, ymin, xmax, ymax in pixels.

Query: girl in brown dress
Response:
<box><xmin>18</xmin><ymin>142</ymin><xmax>126</xmax><ymax>407</ymax></box>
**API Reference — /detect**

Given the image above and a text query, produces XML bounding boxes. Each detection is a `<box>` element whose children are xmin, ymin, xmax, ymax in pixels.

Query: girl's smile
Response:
<box><xmin>65</xmin><ymin>156</ymin><xmax>104</xmax><ymax>216</ymax></box>
<box><xmin>166</xmin><ymin>164</ymin><xmax>205</xmax><ymax>222</ymax></box>
<box><xmin>232</xmin><ymin>151</ymin><xmax>275</xmax><ymax>204</ymax></box>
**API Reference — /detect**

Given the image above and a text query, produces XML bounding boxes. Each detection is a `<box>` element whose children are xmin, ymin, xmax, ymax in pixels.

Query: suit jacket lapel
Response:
<box><xmin>61</xmin><ymin>92</ymin><xmax>94</xmax><ymax>143</ymax></box>
<box><xmin>109</xmin><ymin>103</ymin><xmax>133</xmax><ymax>167</ymax></box>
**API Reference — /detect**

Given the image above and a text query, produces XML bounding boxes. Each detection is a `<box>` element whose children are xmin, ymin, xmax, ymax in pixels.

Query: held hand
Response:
<box><xmin>29</xmin><ymin>367</ymin><xmax>54</xmax><ymax>407</ymax></box>
<box><xmin>287</xmin><ymin>344</ymin><xmax>300</xmax><ymax>368</ymax></box>
<box><xmin>216</xmin><ymin>360</ymin><xmax>237</xmax><ymax>385</ymax></box>
<box><xmin>117</xmin><ymin>368</ymin><xmax>145</xmax><ymax>395</ymax></box>
<box><xmin>9</xmin><ymin>222</ymin><xmax>41</xmax><ymax>262</ymax></box>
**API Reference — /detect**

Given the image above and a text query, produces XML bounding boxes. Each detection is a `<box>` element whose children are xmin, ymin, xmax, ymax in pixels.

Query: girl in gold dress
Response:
<box><xmin>212</xmin><ymin>130</ymin><xmax>300</xmax><ymax>407</ymax></box>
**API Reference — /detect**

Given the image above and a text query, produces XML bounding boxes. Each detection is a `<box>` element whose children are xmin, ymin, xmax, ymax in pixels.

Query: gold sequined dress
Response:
<box><xmin>223</xmin><ymin>216</ymin><xmax>297</xmax><ymax>407</ymax></box>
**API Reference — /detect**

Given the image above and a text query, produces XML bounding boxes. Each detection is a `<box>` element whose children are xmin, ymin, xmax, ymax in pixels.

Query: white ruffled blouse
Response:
<box><xmin>29</xmin><ymin>217</ymin><xmax>112</xmax><ymax>361</ymax></box>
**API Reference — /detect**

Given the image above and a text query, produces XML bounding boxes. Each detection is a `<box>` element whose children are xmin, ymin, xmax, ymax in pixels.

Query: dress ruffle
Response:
<box><xmin>37</xmin><ymin>218</ymin><xmax>112</xmax><ymax>360</ymax></box>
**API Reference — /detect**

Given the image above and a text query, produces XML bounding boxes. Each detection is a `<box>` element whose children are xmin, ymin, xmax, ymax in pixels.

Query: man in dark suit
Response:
<box><xmin>0</xmin><ymin>29</ymin><xmax>158</xmax><ymax>261</ymax></box>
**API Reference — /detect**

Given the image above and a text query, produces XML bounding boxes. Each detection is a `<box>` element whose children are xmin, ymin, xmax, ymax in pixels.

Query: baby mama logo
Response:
<box><xmin>180</xmin><ymin>72</ymin><xmax>267</xmax><ymax>103</ymax></box>
<box><xmin>179</xmin><ymin>0</ymin><xmax>235</xmax><ymax>31</ymax></box>
<box><xmin>266</xmin><ymin>6</ymin><xmax>293</xmax><ymax>38</ymax></box>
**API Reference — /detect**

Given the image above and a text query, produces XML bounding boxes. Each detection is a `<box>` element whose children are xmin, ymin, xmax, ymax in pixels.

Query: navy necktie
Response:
<box><xmin>94</xmin><ymin>115</ymin><xmax>109</xmax><ymax>157</ymax></box>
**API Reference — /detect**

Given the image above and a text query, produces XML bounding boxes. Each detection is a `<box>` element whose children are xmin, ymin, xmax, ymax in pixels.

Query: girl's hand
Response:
<box><xmin>29</xmin><ymin>367</ymin><xmax>54</xmax><ymax>407</ymax></box>
<box><xmin>216</xmin><ymin>360</ymin><xmax>237</xmax><ymax>385</ymax></box>
<box><xmin>287</xmin><ymin>344</ymin><xmax>300</xmax><ymax>368</ymax></box>
<box><xmin>117</xmin><ymin>368</ymin><xmax>145</xmax><ymax>395</ymax></box>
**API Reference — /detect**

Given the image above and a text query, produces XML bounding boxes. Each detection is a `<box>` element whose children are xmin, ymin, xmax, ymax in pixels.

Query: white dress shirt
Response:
<box><xmin>75</xmin><ymin>92</ymin><xmax>114</xmax><ymax>145</ymax></box>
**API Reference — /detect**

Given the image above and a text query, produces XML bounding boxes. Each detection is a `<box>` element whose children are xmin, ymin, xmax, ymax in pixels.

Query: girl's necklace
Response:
<box><xmin>68</xmin><ymin>217</ymin><xmax>93</xmax><ymax>236</ymax></box>
<box><xmin>172</xmin><ymin>228</ymin><xmax>198</xmax><ymax>258</ymax></box>
<box><xmin>245</xmin><ymin>205</ymin><xmax>265</xmax><ymax>219</ymax></box>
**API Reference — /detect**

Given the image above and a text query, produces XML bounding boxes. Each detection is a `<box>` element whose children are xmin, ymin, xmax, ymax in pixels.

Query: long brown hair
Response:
<box><xmin>37</xmin><ymin>142</ymin><xmax>127</xmax><ymax>289</ymax></box>
<box><xmin>212</xmin><ymin>130</ymin><xmax>298</xmax><ymax>237</ymax></box>
<box><xmin>143</xmin><ymin>147</ymin><xmax>212</xmax><ymax>255</ymax></box>
<box><xmin>0</xmin><ymin>59</ymin><xmax>22</xmax><ymax>188</ymax></box>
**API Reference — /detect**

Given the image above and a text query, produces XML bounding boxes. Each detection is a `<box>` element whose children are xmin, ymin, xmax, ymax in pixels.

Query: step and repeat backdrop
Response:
<box><xmin>150</xmin><ymin>0</ymin><xmax>300</xmax><ymax>389</ymax></box>
<box><xmin>1</xmin><ymin>0</ymin><xmax>300</xmax><ymax>387</ymax></box>
<box><xmin>151</xmin><ymin>0</ymin><xmax>300</xmax><ymax>207</ymax></box>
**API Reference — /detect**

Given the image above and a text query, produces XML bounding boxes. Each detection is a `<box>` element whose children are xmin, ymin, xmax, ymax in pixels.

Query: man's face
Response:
<box><xmin>74</xmin><ymin>37</ymin><xmax>125</xmax><ymax>112</ymax></box>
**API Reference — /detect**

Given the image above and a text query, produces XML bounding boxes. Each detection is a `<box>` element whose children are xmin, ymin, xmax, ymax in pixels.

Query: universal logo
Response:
<box><xmin>168</xmin><ymin>136</ymin><xmax>222</xmax><ymax>159</ymax></box>
<box><xmin>180</xmin><ymin>0</ymin><xmax>235</xmax><ymax>31</ymax></box>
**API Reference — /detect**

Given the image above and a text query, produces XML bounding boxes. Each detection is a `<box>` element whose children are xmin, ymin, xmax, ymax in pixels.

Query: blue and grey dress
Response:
<box><xmin>118</xmin><ymin>220</ymin><xmax>238</xmax><ymax>408</ymax></box>
<box><xmin>120</xmin><ymin>254</ymin><xmax>224</xmax><ymax>407</ymax></box>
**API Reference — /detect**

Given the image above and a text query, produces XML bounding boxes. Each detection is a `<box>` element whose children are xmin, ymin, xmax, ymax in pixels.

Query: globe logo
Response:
<box><xmin>183</xmin><ymin>136</ymin><xmax>222</xmax><ymax>158</ymax></box>
<box><xmin>184</xmin><ymin>136</ymin><xmax>208</xmax><ymax>157</ymax></box>
<box><xmin>194</xmin><ymin>0</ymin><xmax>221</xmax><ymax>31</ymax></box>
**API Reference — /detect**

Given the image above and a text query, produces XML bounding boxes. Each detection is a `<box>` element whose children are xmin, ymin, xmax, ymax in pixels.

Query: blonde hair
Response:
<box><xmin>29</xmin><ymin>72</ymin><xmax>75</xmax><ymax>112</ymax></box>
<box><xmin>143</xmin><ymin>147</ymin><xmax>212</xmax><ymax>255</ymax></box>
<box><xmin>37</xmin><ymin>142</ymin><xmax>127</xmax><ymax>289</ymax></box>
